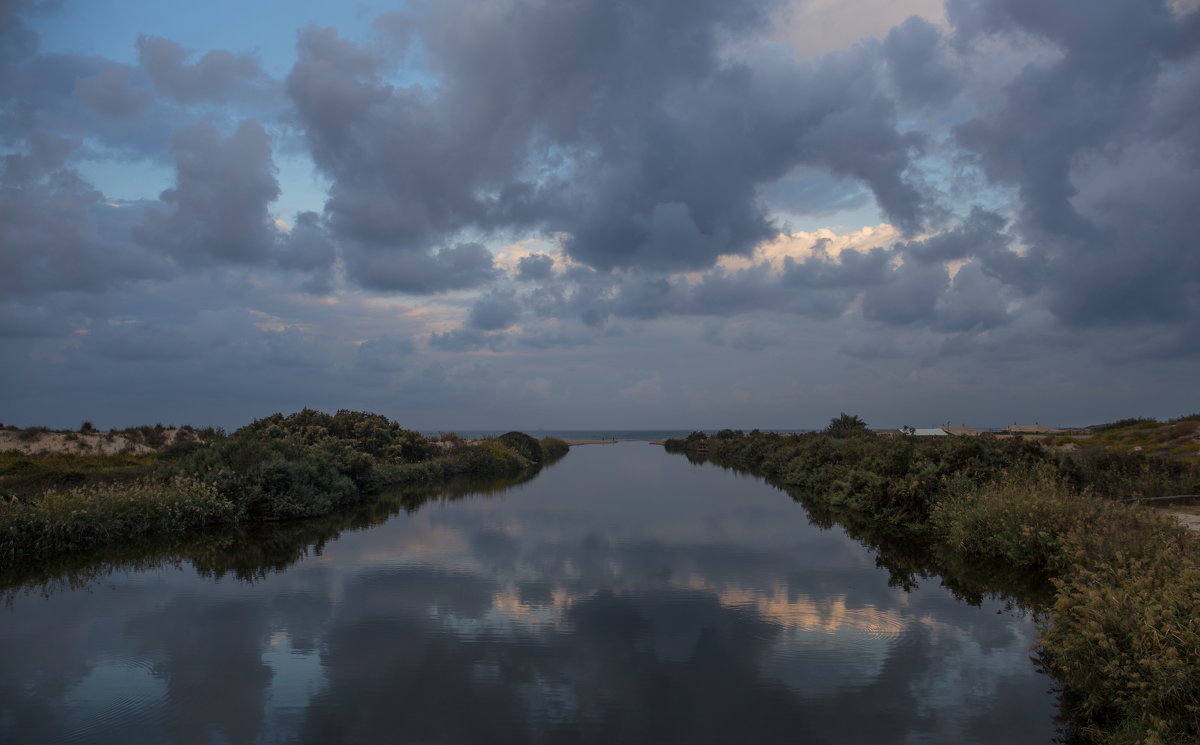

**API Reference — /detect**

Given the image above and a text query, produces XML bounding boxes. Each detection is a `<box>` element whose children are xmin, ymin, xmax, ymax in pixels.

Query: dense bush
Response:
<box><xmin>670</xmin><ymin>430</ymin><xmax>1051</xmax><ymax>525</ymax></box>
<box><xmin>3</xmin><ymin>411</ymin><xmax>572</xmax><ymax>561</ymax></box>
<box><xmin>1</xmin><ymin>477</ymin><xmax>236</xmax><ymax>557</ymax></box>
<box><xmin>1039</xmin><ymin>516</ymin><xmax>1199</xmax><ymax>744</ymax></box>
<box><xmin>495</xmin><ymin>431</ymin><xmax>543</xmax><ymax>464</ymax></box>
<box><xmin>931</xmin><ymin>465</ymin><xmax>1113</xmax><ymax>568</ymax></box>
<box><xmin>166</xmin><ymin>434</ymin><xmax>359</xmax><ymax>520</ymax></box>
<box><xmin>1091</xmin><ymin>417</ymin><xmax>1158</xmax><ymax>432</ymax></box>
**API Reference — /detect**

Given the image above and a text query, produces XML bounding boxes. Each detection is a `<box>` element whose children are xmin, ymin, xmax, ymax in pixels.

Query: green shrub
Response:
<box><xmin>4</xmin><ymin>410</ymin><xmax>572</xmax><ymax>562</ymax></box>
<box><xmin>1</xmin><ymin>477</ymin><xmax>236</xmax><ymax>557</ymax></box>
<box><xmin>165</xmin><ymin>434</ymin><xmax>358</xmax><ymax>519</ymax></box>
<box><xmin>931</xmin><ymin>466</ymin><xmax>1109</xmax><ymax>568</ymax></box>
<box><xmin>496</xmin><ymin>431</ymin><xmax>543</xmax><ymax>463</ymax></box>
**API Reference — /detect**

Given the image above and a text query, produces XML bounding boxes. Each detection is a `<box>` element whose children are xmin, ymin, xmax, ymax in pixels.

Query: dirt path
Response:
<box><xmin>1168</xmin><ymin>510</ymin><xmax>1200</xmax><ymax>532</ymax></box>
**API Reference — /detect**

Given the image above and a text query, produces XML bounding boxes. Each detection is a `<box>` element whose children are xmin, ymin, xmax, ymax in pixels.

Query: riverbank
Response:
<box><xmin>663</xmin><ymin>428</ymin><xmax>1199</xmax><ymax>745</ymax></box>
<box><xmin>1</xmin><ymin>411</ymin><xmax>569</xmax><ymax>560</ymax></box>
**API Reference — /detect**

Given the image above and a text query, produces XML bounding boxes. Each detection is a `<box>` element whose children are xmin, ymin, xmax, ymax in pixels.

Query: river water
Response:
<box><xmin>0</xmin><ymin>441</ymin><xmax>1059</xmax><ymax>744</ymax></box>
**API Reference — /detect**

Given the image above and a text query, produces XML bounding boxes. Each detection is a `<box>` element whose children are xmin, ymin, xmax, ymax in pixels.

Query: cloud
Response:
<box><xmin>0</xmin><ymin>135</ymin><xmax>170</xmax><ymax>297</ymax></box>
<box><xmin>4</xmin><ymin>0</ymin><xmax>1200</xmax><ymax>430</ymax></box>
<box><xmin>353</xmin><ymin>338</ymin><xmax>416</xmax><ymax>375</ymax></box>
<box><xmin>516</xmin><ymin>252</ymin><xmax>555</xmax><ymax>280</ymax></box>
<box><xmin>282</xmin><ymin>0</ymin><xmax>932</xmax><ymax>286</ymax></box>
<box><xmin>883</xmin><ymin>15</ymin><xmax>960</xmax><ymax>108</ymax></box>
<box><xmin>429</xmin><ymin>326</ymin><xmax>501</xmax><ymax>352</ymax></box>
<box><xmin>73</xmin><ymin>65</ymin><xmax>151</xmax><ymax>119</ymax></box>
<box><xmin>467</xmin><ymin>290</ymin><xmax>521</xmax><ymax>331</ymax></box>
<box><xmin>136</xmin><ymin>35</ymin><xmax>275</xmax><ymax>104</ymax></box>
<box><xmin>134</xmin><ymin>120</ymin><xmax>281</xmax><ymax>265</ymax></box>
<box><xmin>947</xmin><ymin>0</ymin><xmax>1200</xmax><ymax>330</ymax></box>
<box><xmin>346</xmin><ymin>242</ymin><xmax>498</xmax><ymax>294</ymax></box>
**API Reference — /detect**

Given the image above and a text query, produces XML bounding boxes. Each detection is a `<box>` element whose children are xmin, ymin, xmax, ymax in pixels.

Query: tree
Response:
<box><xmin>825</xmin><ymin>412</ymin><xmax>869</xmax><ymax>438</ymax></box>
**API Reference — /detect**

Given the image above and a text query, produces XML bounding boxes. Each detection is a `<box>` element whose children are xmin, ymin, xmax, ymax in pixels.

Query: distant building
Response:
<box><xmin>1002</xmin><ymin>423</ymin><xmax>1063</xmax><ymax>434</ymax></box>
<box><xmin>871</xmin><ymin>429</ymin><xmax>904</xmax><ymax>438</ymax></box>
<box><xmin>910</xmin><ymin>428</ymin><xmax>949</xmax><ymax>437</ymax></box>
<box><xmin>943</xmin><ymin>425</ymin><xmax>986</xmax><ymax>436</ymax></box>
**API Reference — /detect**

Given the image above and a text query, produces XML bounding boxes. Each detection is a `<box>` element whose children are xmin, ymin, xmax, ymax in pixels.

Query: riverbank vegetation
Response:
<box><xmin>1048</xmin><ymin>414</ymin><xmax>1200</xmax><ymax>462</ymax></box>
<box><xmin>2</xmin><ymin>467</ymin><xmax>544</xmax><ymax>604</ymax></box>
<box><xmin>664</xmin><ymin>421</ymin><xmax>1199</xmax><ymax>745</ymax></box>
<box><xmin>1</xmin><ymin>410</ymin><xmax>568</xmax><ymax>559</ymax></box>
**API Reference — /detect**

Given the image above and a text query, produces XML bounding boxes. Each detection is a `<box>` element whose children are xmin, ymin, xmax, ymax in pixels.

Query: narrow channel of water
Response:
<box><xmin>0</xmin><ymin>441</ymin><xmax>1059</xmax><ymax>744</ymax></box>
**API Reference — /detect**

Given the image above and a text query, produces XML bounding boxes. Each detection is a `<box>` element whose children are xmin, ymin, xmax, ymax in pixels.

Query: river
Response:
<box><xmin>0</xmin><ymin>441</ymin><xmax>1059</xmax><ymax>744</ymax></box>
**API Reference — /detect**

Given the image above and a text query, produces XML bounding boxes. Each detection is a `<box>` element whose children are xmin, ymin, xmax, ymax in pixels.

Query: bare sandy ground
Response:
<box><xmin>1168</xmin><ymin>510</ymin><xmax>1200</xmax><ymax>532</ymax></box>
<box><xmin>564</xmin><ymin>439</ymin><xmax>620</xmax><ymax>446</ymax></box>
<box><xmin>0</xmin><ymin>430</ymin><xmax>156</xmax><ymax>456</ymax></box>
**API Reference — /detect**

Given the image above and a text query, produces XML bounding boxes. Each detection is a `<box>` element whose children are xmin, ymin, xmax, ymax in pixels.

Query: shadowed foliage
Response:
<box><xmin>664</xmin><ymin>426</ymin><xmax>1200</xmax><ymax>744</ymax></box>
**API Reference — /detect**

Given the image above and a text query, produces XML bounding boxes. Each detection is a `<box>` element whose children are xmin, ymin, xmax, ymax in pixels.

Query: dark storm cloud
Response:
<box><xmin>467</xmin><ymin>290</ymin><xmax>521</xmax><ymax>331</ymax></box>
<box><xmin>897</xmin><ymin>207</ymin><xmax>1010</xmax><ymax>265</ymax></box>
<box><xmin>346</xmin><ymin>242</ymin><xmax>498</xmax><ymax>294</ymax></box>
<box><xmin>283</xmin><ymin>0</ymin><xmax>932</xmax><ymax>292</ymax></box>
<box><xmin>946</xmin><ymin>0</ymin><xmax>1200</xmax><ymax>331</ymax></box>
<box><xmin>930</xmin><ymin>261</ymin><xmax>1010</xmax><ymax>332</ymax></box>
<box><xmin>862</xmin><ymin>259</ymin><xmax>949</xmax><ymax>326</ymax></box>
<box><xmin>883</xmin><ymin>15</ymin><xmax>960</xmax><ymax>107</ymax></box>
<box><xmin>515</xmin><ymin>252</ymin><xmax>555</xmax><ymax>281</ymax></box>
<box><xmin>782</xmin><ymin>245</ymin><xmax>893</xmax><ymax>289</ymax></box>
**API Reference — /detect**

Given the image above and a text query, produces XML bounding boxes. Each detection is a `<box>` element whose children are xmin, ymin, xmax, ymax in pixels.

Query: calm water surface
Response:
<box><xmin>1</xmin><ymin>442</ymin><xmax>1058</xmax><ymax>744</ymax></box>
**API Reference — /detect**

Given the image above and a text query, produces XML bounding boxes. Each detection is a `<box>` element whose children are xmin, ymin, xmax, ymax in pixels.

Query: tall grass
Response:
<box><xmin>1038</xmin><ymin>512</ymin><xmax>1199</xmax><ymax>745</ymax></box>
<box><xmin>1</xmin><ymin>477</ymin><xmax>236</xmax><ymax>558</ymax></box>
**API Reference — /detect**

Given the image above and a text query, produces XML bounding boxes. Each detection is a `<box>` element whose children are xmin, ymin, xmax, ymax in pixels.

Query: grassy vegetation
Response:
<box><xmin>2</xmin><ymin>467</ymin><xmax>550</xmax><ymax>603</ymax></box>
<box><xmin>1</xmin><ymin>410</ymin><xmax>569</xmax><ymax>560</ymax></box>
<box><xmin>2</xmin><ymin>477</ymin><xmax>237</xmax><ymax>555</ymax></box>
<box><xmin>1054</xmin><ymin>414</ymin><xmax>1200</xmax><ymax>463</ymax></box>
<box><xmin>665</xmin><ymin>422</ymin><xmax>1200</xmax><ymax>745</ymax></box>
<box><xmin>0</xmin><ymin>452</ymin><xmax>158</xmax><ymax>498</ymax></box>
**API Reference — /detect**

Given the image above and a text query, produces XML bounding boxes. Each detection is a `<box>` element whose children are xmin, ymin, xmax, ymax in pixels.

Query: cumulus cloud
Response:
<box><xmin>4</xmin><ymin>0</ymin><xmax>1200</xmax><ymax>429</ymax></box>
<box><xmin>947</xmin><ymin>0</ymin><xmax>1200</xmax><ymax>336</ymax></box>
<box><xmin>134</xmin><ymin>120</ymin><xmax>281</xmax><ymax>264</ymax></box>
<box><xmin>137</xmin><ymin>35</ymin><xmax>275</xmax><ymax>105</ymax></box>
<box><xmin>73</xmin><ymin>65</ymin><xmax>152</xmax><ymax>119</ymax></box>
<box><xmin>0</xmin><ymin>135</ymin><xmax>169</xmax><ymax>297</ymax></box>
<box><xmin>283</xmin><ymin>0</ymin><xmax>932</xmax><ymax>289</ymax></box>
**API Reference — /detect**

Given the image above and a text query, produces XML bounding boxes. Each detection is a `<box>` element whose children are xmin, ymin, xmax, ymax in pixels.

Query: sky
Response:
<box><xmin>2</xmin><ymin>0</ymin><xmax>1198</xmax><ymax>432</ymax></box>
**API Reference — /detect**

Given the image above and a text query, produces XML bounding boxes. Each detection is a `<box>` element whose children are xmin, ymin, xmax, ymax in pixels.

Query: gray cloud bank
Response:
<box><xmin>2</xmin><ymin>0</ymin><xmax>1198</xmax><ymax>427</ymax></box>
